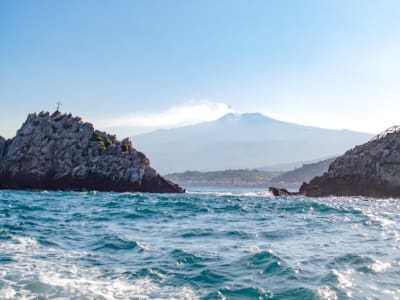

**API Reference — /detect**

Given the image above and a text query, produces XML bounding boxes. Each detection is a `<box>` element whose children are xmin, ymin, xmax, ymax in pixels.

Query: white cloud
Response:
<box><xmin>95</xmin><ymin>100</ymin><xmax>234</xmax><ymax>136</ymax></box>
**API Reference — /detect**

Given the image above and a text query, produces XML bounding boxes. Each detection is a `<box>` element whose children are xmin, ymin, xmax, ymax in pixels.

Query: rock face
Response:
<box><xmin>300</xmin><ymin>126</ymin><xmax>400</xmax><ymax>197</ymax></box>
<box><xmin>0</xmin><ymin>111</ymin><xmax>184</xmax><ymax>193</ymax></box>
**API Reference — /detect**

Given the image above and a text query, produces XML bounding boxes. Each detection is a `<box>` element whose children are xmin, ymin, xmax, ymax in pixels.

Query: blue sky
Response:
<box><xmin>1</xmin><ymin>0</ymin><xmax>400</xmax><ymax>138</ymax></box>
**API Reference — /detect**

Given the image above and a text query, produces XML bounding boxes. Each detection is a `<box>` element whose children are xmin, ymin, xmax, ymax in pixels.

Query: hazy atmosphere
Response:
<box><xmin>2</xmin><ymin>0</ymin><xmax>400</xmax><ymax>138</ymax></box>
<box><xmin>2</xmin><ymin>1</ymin><xmax>400</xmax><ymax>299</ymax></box>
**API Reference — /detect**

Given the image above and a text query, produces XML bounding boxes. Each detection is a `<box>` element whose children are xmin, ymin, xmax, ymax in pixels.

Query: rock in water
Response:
<box><xmin>269</xmin><ymin>187</ymin><xmax>299</xmax><ymax>196</ymax></box>
<box><xmin>300</xmin><ymin>126</ymin><xmax>400</xmax><ymax>197</ymax></box>
<box><xmin>0</xmin><ymin>111</ymin><xmax>184</xmax><ymax>193</ymax></box>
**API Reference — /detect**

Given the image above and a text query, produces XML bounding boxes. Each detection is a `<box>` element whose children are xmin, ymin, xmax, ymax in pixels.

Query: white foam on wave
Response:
<box><xmin>249</xmin><ymin>245</ymin><xmax>262</xmax><ymax>254</ymax></box>
<box><xmin>187</xmin><ymin>190</ymin><xmax>273</xmax><ymax>197</ymax></box>
<box><xmin>332</xmin><ymin>269</ymin><xmax>353</xmax><ymax>298</ymax></box>
<box><xmin>0</xmin><ymin>235</ymin><xmax>200</xmax><ymax>300</ymax></box>
<box><xmin>332</xmin><ymin>269</ymin><xmax>353</xmax><ymax>289</ymax></box>
<box><xmin>370</xmin><ymin>259</ymin><xmax>391</xmax><ymax>273</ymax></box>
<box><xmin>2</xmin><ymin>236</ymin><xmax>39</xmax><ymax>253</ymax></box>
<box><xmin>316</xmin><ymin>286</ymin><xmax>338</xmax><ymax>300</ymax></box>
<box><xmin>38</xmin><ymin>273</ymin><xmax>198</xmax><ymax>300</ymax></box>
<box><xmin>0</xmin><ymin>287</ymin><xmax>16</xmax><ymax>299</ymax></box>
<box><xmin>358</xmin><ymin>204</ymin><xmax>398</xmax><ymax>229</ymax></box>
<box><xmin>248</xmin><ymin>245</ymin><xmax>276</xmax><ymax>256</ymax></box>
<box><xmin>137</xmin><ymin>241</ymin><xmax>151</xmax><ymax>251</ymax></box>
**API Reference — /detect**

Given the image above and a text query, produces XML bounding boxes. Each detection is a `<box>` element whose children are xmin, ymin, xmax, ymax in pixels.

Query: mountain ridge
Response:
<box><xmin>133</xmin><ymin>113</ymin><xmax>373</xmax><ymax>137</ymax></box>
<box><xmin>133</xmin><ymin>112</ymin><xmax>373</xmax><ymax>174</ymax></box>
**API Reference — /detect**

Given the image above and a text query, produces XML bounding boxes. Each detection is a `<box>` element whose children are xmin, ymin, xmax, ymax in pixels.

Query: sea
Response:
<box><xmin>0</xmin><ymin>187</ymin><xmax>399</xmax><ymax>299</ymax></box>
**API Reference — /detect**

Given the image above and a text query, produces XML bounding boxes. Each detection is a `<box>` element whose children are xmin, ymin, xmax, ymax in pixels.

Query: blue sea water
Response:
<box><xmin>0</xmin><ymin>188</ymin><xmax>399</xmax><ymax>299</ymax></box>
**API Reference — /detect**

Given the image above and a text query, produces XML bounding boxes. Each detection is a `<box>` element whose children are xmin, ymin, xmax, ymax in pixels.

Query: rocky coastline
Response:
<box><xmin>299</xmin><ymin>126</ymin><xmax>400</xmax><ymax>197</ymax></box>
<box><xmin>0</xmin><ymin>111</ymin><xmax>184</xmax><ymax>193</ymax></box>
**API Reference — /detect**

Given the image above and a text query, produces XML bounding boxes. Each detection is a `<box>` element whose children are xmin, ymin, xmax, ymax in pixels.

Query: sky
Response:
<box><xmin>1</xmin><ymin>0</ymin><xmax>400</xmax><ymax>138</ymax></box>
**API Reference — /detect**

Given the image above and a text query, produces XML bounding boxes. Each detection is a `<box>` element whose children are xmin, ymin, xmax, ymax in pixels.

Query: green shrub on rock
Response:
<box><xmin>121</xmin><ymin>143</ymin><xmax>129</xmax><ymax>152</ymax></box>
<box><xmin>105</xmin><ymin>139</ymin><xmax>113</xmax><ymax>147</ymax></box>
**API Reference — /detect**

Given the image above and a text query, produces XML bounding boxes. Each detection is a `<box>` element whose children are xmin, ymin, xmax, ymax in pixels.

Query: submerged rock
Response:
<box><xmin>300</xmin><ymin>126</ymin><xmax>400</xmax><ymax>197</ymax></box>
<box><xmin>0</xmin><ymin>111</ymin><xmax>184</xmax><ymax>193</ymax></box>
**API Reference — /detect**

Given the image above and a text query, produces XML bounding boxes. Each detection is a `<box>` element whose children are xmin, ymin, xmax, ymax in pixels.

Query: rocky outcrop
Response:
<box><xmin>0</xmin><ymin>111</ymin><xmax>184</xmax><ymax>193</ymax></box>
<box><xmin>269</xmin><ymin>187</ymin><xmax>299</xmax><ymax>196</ymax></box>
<box><xmin>0</xmin><ymin>136</ymin><xmax>7</xmax><ymax>160</ymax></box>
<box><xmin>300</xmin><ymin>126</ymin><xmax>400</xmax><ymax>197</ymax></box>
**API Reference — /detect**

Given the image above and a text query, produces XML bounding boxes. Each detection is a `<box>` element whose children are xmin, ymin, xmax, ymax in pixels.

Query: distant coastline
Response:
<box><xmin>165</xmin><ymin>159</ymin><xmax>332</xmax><ymax>190</ymax></box>
<box><xmin>165</xmin><ymin>169</ymin><xmax>281</xmax><ymax>188</ymax></box>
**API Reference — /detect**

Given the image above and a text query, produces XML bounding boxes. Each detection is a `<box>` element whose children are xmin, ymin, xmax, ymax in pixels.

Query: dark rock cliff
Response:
<box><xmin>0</xmin><ymin>111</ymin><xmax>184</xmax><ymax>193</ymax></box>
<box><xmin>300</xmin><ymin>126</ymin><xmax>400</xmax><ymax>197</ymax></box>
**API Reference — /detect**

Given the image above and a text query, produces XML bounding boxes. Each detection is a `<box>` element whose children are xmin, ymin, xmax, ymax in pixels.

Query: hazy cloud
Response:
<box><xmin>95</xmin><ymin>100</ymin><xmax>234</xmax><ymax>137</ymax></box>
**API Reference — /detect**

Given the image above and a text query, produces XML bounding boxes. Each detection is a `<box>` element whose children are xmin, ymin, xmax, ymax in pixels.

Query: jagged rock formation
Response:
<box><xmin>269</xmin><ymin>187</ymin><xmax>299</xmax><ymax>196</ymax></box>
<box><xmin>300</xmin><ymin>126</ymin><xmax>400</xmax><ymax>197</ymax></box>
<box><xmin>0</xmin><ymin>111</ymin><xmax>184</xmax><ymax>193</ymax></box>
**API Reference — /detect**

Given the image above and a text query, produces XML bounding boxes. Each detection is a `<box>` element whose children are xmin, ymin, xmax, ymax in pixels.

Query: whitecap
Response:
<box><xmin>316</xmin><ymin>286</ymin><xmax>338</xmax><ymax>300</ymax></box>
<box><xmin>249</xmin><ymin>245</ymin><xmax>261</xmax><ymax>254</ymax></box>
<box><xmin>370</xmin><ymin>259</ymin><xmax>391</xmax><ymax>273</ymax></box>
<box><xmin>332</xmin><ymin>269</ymin><xmax>353</xmax><ymax>289</ymax></box>
<box><xmin>0</xmin><ymin>287</ymin><xmax>16</xmax><ymax>299</ymax></box>
<box><xmin>7</xmin><ymin>236</ymin><xmax>39</xmax><ymax>252</ymax></box>
<box><xmin>186</xmin><ymin>190</ymin><xmax>273</xmax><ymax>197</ymax></box>
<box><xmin>137</xmin><ymin>241</ymin><xmax>151</xmax><ymax>251</ymax></box>
<box><xmin>0</xmin><ymin>235</ymin><xmax>200</xmax><ymax>299</ymax></box>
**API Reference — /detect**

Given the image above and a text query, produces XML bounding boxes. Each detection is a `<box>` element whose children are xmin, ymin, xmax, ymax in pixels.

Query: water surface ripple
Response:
<box><xmin>0</xmin><ymin>189</ymin><xmax>399</xmax><ymax>299</ymax></box>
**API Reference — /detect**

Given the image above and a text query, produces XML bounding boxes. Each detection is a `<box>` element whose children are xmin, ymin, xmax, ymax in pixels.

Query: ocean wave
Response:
<box><xmin>171</xmin><ymin>249</ymin><xmax>210</xmax><ymax>267</ymax></box>
<box><xmin>328</xmin><ymin>253</ymin><xmax>392</xmax><ymax>275</ymax></box>
<box><xmin>188</xmin><ymin>269</ymin><xmax>227</xmax><ymax>287</ymax></box>
<box><xmin>0</xmin><ymin>235</ymin><xmax>198</xmax><ymax>299</ymax></box>
<box><xmin>91</xmin><ymin>234</ymin><xmax>148</xmax><ymax>252</ymax></box>
<box><xmin>0</xmin><ymin>191</ymin><xmax>399</xmax><ymax>298</ymax></box>
<box><xmin>186</xmin><ymin>190</ymin><xmax>274</xmax><ymax>197</ymax></box>
<box><xmin>316</xmin><ymin>286</ymin><xmax>338</xmax><ymax>300</ymax></box>
<box><xmin>180</xmin><ymin>228</ymin><xmax>214</xmax><ymax>238</ymax></box>
<box><xmin>205</xmin><ymin>286</ymin><xmax>273</xmax><ymax>299</ymax></box>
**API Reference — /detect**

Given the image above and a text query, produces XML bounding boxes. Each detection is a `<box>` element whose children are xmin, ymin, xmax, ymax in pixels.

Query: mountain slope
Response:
<box><xmin>133</xmin><ymin>113</ymin><xmax>373</xmax><ymax>174</ymax></box>
<box><xmin>270</xmin><ymin>157</ymin><xmax>336</xmax><ymax>189</ymax></box>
